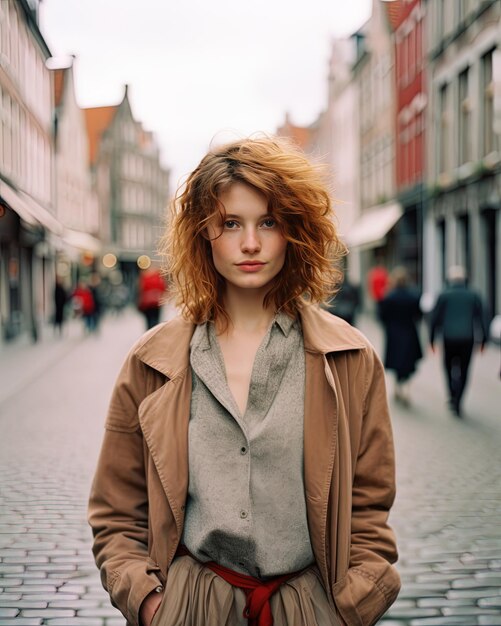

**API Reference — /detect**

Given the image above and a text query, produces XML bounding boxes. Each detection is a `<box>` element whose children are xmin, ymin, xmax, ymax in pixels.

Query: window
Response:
<box><xmin>0</xmin><ymin>84</ymin><xmax>3</xmax><ymax>171</ymax></box>
<box><xmin>457</xmin><ymin>214</ymin><xmax>471</xmax><ymax>277</ymax></box>
<box><xmin>458</xmin><ymin>68</ymin><xmax>471</xmax><ymax>164</ymax></box>
<box><xmin>416</xmin><ymin>19</ymin><xmax>422</xmax><ymax>72</ymax></box>
<box><xmin>409</xmin><ymin>29</ymin><xmax>415</xmax><ymax>82</ymax></box>
<box><xmin>456</xmin><ymin>0</ymin><xmax>468</xmax><ymax>26</ymax></box>
<box><xmin>481</xmin><ymin>49</ymin><xmax>494</xmax><ymax>156</ymax></box>
<box><xmin>3</xmin><ymin>92</ymin><xmax>11</xmax><ymax>176</ymax></box>
<box><xmin>443</xmin><ymin>0</ymin><xmax>454</xmax><ymax>37</ymax></box>
<box><xmin>11</xmin><ymin>10</ymin><xmax>18</xmax><ymax>78</ymax></box>
<box><xmin>12</xmin><ymin>100</ymin><xmax>19</xmax><ymax>179</ymax></box>
<box><xmin>439</xmin><ymin>83</ymin><xmax>451</xmax><ymax>174</ymax></box>
<box><xmin>1</xmin><ymin>1</ymin><xmax>10</xmax><ymax>62</ymax></box>
<box><xmin>437</xmin><ymin>219</ymin><xmax>446</xmax><ymax>285</ymax></box>
<box><xmin>435</xmin><ymin>0</ymin><xmax>444</xmax><ymax>48</ymax></box>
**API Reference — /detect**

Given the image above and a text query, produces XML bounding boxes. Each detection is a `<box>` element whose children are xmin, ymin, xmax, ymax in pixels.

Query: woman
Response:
<box><xmin>379</xmin><ymin>267</ymin><xmax>423</xmax><ymax>406</ymax></box>
<box><xmin>88</xmin><ymin>137</ymin><xmax>400</xmax><ymax>626</ymax></box>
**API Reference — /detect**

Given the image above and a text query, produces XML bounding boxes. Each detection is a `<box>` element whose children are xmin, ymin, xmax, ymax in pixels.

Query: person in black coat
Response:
<box><xmin>430</xmin><ymin>265</ymin><xmax>487</xmax><ymax>417</ymax></box>
<box><xmin>325</xmin><ymin>277</ymin><xmax>360</xmax><ymax>326</ymax></box>
<box><xmin>379</xmin><ymin>267</ymin><xmax>423</xmax><ymax>405</ymax></box>
<box><xmin>53</xmin><ymin>276</ymin><xmax>68</xmax><ymax>336</ymax></box>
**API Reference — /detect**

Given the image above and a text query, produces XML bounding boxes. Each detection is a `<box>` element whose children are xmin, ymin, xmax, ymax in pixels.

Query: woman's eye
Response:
<box><xmin>262</xmin><ymin>218</ymin><xmax>276</xmax><ymax>228</ymax></box>
<box><xmin>224</xmin><ymin>220</ymin><xmax>238</xmax><ymax>229</ymax></box>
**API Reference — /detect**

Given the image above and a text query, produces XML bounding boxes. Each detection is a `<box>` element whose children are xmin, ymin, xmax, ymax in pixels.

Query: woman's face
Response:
<box><xmin>206</xmin><ymin>182</ymin><xmax>287</xmax><ymax>296</ymax></box>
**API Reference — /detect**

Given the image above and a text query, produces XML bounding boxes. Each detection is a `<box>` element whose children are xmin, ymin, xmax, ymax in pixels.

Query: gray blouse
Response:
<box><xmin>181</xmin><ymin>312</ymin><xmax>314</xmax><ymax>578</ymax></box>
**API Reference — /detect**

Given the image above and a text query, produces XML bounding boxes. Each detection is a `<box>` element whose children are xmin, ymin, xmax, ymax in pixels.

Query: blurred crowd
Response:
<box><xmin>326</xmin><ymin>263</ymin><xmax>496</xmax><ymax>418</ymax></box>
<box><xmin>52</xmin><ymin>261</ymin><xmax>497</xmax><ymax>420</ymax></box>
<box><xmin>52</xmin><ymin>266</ymin><xmax>167</xmax><ymax>337</ymax></box>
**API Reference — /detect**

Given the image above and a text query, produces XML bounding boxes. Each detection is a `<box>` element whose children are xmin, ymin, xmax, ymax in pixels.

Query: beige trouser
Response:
<box><xmin>151</xmin><ymin>555</ymin><xmax>341</xmax><ymax>626</ymax></box>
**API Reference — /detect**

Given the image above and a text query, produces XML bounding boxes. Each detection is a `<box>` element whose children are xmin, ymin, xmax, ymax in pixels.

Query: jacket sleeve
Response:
<box><xmin>88</xmin><ymin>351</ymin><xmax>164</xmax><ymax>626</ymax></box>
<box><xmin>334</xmin><ymin>347</ymin><xmax>401</xmax><ymax>626</ymax></box>
<box><xmin>429</xmin><ymin>295</ymin><xmax>445</xmax><ymax>345</ymax></box>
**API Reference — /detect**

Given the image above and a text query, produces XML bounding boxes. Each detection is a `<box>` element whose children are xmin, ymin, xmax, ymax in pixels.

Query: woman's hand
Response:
<box><xmin>139</xmin><ymin>589</ymin><xmax>164</xmax><ymax>626</ymax></box>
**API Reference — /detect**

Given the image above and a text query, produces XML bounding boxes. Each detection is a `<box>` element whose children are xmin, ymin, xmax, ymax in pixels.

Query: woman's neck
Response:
<box><xmin>218</xmin><ymin>287</ymin><xmax>276</xmax><ymax>335</ymax></box>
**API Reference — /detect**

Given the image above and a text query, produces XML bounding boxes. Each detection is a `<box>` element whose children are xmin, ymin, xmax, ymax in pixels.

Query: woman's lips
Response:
<box><xmin>236</xmin><ymin>262</ymin><xmax>265</xmax><ymax>272</ymax></box>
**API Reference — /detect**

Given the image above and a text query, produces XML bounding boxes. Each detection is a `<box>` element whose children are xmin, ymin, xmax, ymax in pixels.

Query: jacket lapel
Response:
<box><xmin>138</xmin><ymin>371</ymin><xmax>191</xmax><ymax>538</ymax></box>
<box><xmin>300</xmin><ymin>305</ymin><xmax>365</xmax><ymax>588</ymax></box>
<box><xmin>135</xmin><ymin>317</ymin><xmax>195</xmax><ymax>538</ymax></box>
<box><xmin>304</xmin><ymin>349</ymin><xmax>337</xmax><ymax>588</ymax></box>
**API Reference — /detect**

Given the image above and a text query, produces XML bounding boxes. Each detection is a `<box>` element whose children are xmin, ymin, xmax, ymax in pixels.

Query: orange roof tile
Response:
<box><xmin>384</xmin><ymin>0</ymin><xmax>403</xmax><ymax>31</ymax></box>
<box><xmin>276</xmin><ymin>116</ymin><xmax>314</xmax><ymax>151</ymax></box>
<box><xmin>53</xmin><ymin>68</ymin><xmax>66</xmax><ymax>107</ymax></box>
<box><xmin>84</xmin><ymin>105</ymin><xmax>118</xmax><ymax>166</ymax></box>
<box><xmin>139</xmin><ymin>128</ymin><xmax>153</xmax><ymax>148</ymax></box>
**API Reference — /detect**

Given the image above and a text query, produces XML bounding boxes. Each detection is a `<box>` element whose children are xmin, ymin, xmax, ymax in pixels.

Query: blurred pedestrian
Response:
<box><xmin>53</xmin><ymin>276</ymin><xmax>68</xmax><ymax>336</ymax></box>
<box><xmin>72</xmin><ymin>279</ymin><xmax>95</xmax><ymax>334</ymax></box>
<box><xmin>430</xmin><ymin>265</ymin><xmax>488</xmax><ymax>417</ymax></box>
<box><xmin>379</xmin><ymin>267</ymin><xmax>422</xmax><ymax>405</ymax></box>
<box><xmin>89</xmin><ymin>137</ymin><xmax>400</xmax><ymax>626</ymax></box>
<box><xmin>325</xmin><ymin>276</ymin><xmax>360</xmax><ymax>326</ymax></box>
<box><xmin>367</xmin><ymin>264</ymin><xmax>389</xmax><ymax>303</ymax></box>
<box><xmin>88</xmin><ymin>272</ymin><xmax>104</xmax><ymax>333</ymax></box>
<box><xmin>137</xmin><ymin>266</ymin><xmax>166</xmax><ymax>330</ymax></box>
<box><xmin>106</xmin><ymin>272</ymin><xmax>130</xmax><ymax>315</ymax></box>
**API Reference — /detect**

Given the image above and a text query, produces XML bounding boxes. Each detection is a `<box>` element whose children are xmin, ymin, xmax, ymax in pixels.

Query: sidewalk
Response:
<box><xmin>3</xmin><ymin>308</ymin><xmax>498</xmax><ymax>413</ymax></box>
<box><xmin>0</xmin><ymin>310</ymin><xmax>135</xmax><ymax>409</ymax></box>
<box><xmin>0</xmin><ymin>304</ymin><xmax>179</xmax><ymax>409</ymax></box>
<box><xmin>0</xmin><ymin>317</ymin><xmax>86</xmax><ymax>408</ymax></box>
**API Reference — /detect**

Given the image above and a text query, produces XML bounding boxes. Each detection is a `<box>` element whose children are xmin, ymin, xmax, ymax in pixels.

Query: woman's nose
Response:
<box><xmin>241</xmin><ymin>228</ymin><xmax>261</xmax><ymax>253</ymax></box>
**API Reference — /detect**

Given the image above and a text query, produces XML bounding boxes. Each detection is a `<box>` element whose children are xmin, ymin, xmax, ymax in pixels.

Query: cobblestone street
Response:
<box><xmin>1</xmin><ymin>310</ymin><xmax>500</xmax><ymax>625</ymax></box>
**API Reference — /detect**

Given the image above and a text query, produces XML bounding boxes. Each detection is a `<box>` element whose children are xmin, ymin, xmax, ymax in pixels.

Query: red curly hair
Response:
<box><xmin>162</xmin><ymin>136</ymin><xmax>345</xmax><ymax>325</ymax></box>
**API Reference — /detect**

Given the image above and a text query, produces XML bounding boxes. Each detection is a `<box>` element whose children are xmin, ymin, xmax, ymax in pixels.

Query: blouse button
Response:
<box><xmin>240</xmin><ymin>510</ymin><xmax>248</xmax><ymax>519</ymax></box>
<box><xmin>240</xmin><ymin>446</ymin><xmax>248</xmax><ymax>455</ymax></box>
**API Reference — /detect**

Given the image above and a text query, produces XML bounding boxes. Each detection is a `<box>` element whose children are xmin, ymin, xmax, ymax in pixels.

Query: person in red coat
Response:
<box><xmin>137</xmin><ymin>267</ymin><xmax>167</xmax><ymax>330</ymax></box>
<box><xmin>72</xmin><ymin>280</ymin><xmax>96</xmax><ymax>333</ymax></box>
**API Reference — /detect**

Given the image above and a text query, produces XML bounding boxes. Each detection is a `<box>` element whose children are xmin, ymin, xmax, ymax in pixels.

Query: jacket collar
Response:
<box><xmin>134</xmin><ymin>304</ymin><xmax>366</xmax><ymax>378</ymax></box>
<box><xmin>298</xmin><ymin>304</ymin><xmax>367</xmax><ymax>354</ymax></box>
<box><xmin>134</xmin><ymin>315</ymin><xmax>194</xmax><ymax>379</ymax></box>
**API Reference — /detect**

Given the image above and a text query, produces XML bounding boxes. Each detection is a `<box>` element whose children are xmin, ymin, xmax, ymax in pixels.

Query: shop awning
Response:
<box><xmin>0</xmin><ymin>179</ymin><xmax>63</xmax><ymax>235</ymax></box>
<box><xmin>63</xmin><ymin>228</ymin><xmax>102</xmax><ymax>253</ymax></box>
<box><xmin>345</xmin><ymin>201</ymin><xmax>403</xmax><ymax>250</ymax></box>
<box><xmin>0</xmin><ymin>179</ymin><xmax>40</xmax><ymax>228</ymax></box>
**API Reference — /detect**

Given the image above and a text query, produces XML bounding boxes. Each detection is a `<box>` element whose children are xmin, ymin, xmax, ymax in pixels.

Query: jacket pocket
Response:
<box><xmin>332</xmin><ymin>564</ymin><xmax>401</xmax><ymax>626</ymax></box>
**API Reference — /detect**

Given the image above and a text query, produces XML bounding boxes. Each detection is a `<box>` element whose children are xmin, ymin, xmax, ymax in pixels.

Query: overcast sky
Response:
<box><xmin>40</xmin><ymin>0</ymin><xmax>372</xmax><ymax>189</ymax></box>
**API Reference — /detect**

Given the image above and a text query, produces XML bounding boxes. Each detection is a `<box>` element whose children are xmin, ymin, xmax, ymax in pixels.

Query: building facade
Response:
<box><xmin>424</xmin><ymin>0</ymin><xmax>500</xmax><ymax>319</ymax></box>
<box><xmin>276</xmin><ymin>36</ymin><xmax>362</xmax><ymax>286</ymax></box>
<box><xmin>325</xmin><ymin>36</ymin><xmax>362</xmax><ymax>286</ymax></box>
<box><xmin>346</xmin><ymin>0</ymin><xmax>400</xmax><ymax>303</ymax></box>
<box><xmin>392</xmin><ymin>0</ymin><xmax>427</xmax><ymax>287</ymax></box>
<box><xmin>85</xmin><ymin>86</ymin><xmax>170</xmax><ymax>294</ymax></box>
<box><xmin>0</xmin><ymin>0</ymin><xmax>58</xmax><ymax>342</ymax></box>
<box><xmin>52</xmin><ymin>60</ymin><xmax>100</xmax><ymax>284</ymax></box>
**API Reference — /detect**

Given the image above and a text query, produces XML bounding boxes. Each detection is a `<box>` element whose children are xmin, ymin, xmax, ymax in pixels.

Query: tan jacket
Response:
<box><xmin>88</xmin><ymin>305</ymin><xmax>401</xmax><ymax>626</ymax></box>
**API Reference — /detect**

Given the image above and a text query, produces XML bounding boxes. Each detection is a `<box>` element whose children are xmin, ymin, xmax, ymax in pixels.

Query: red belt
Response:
<box><xmin>175</xmin><ymin>545</ymin><xmax>304</xmax><ymax>626</ymax></box>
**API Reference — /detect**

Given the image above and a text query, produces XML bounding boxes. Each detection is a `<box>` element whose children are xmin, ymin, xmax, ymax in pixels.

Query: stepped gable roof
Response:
<box><xmin>84</xmin><ymin>105</ymin><xmax>118</xmax><ymax>165</ymax></box>
<box><xmin>277</xmin><ymin>113</ymin><xmax>314</xmax><ymax>151</ymax></box>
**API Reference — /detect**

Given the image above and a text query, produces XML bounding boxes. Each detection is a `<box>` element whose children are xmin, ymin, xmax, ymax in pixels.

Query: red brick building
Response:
<box><xmin>388</xmin><ymin>0</ymin><xmax>427</xmax><ymax>286</ymax></box>
<box><xmin>392</xmin><ymin>0</ymin><xmax>426</xmax><ymax>188</ymax></box>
